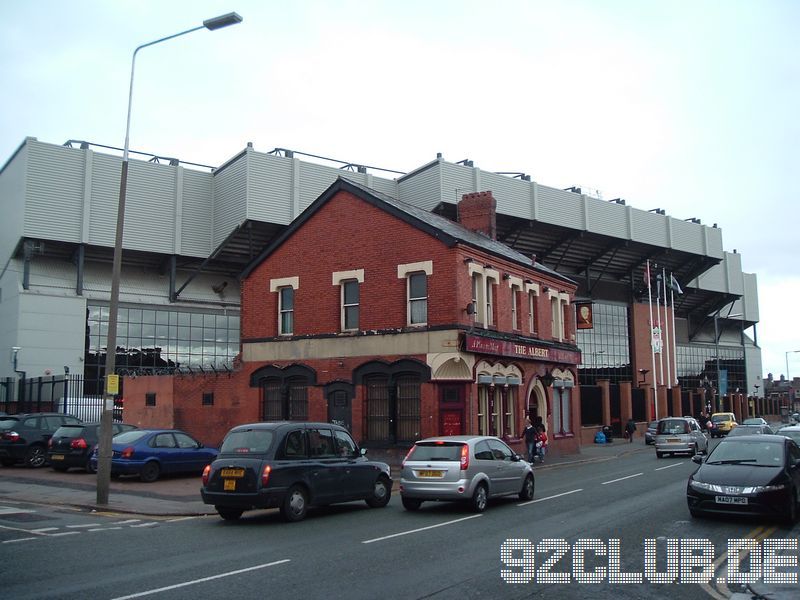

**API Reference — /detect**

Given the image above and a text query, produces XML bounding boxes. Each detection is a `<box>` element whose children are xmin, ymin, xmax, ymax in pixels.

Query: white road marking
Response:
<box><xmin>110</xmin><ymin>559</ymin><xmax>291</xmax><ymax>600</ymax></box>
<box><xmin>113</xmin><ymin>519</ymin><xmax>141</xmax><ymax>525</ymax></box>
<box><xmin>130</xmin><ymin>522</ymin><xmax>158</xmax><ymax>528</ymax></box>
<box><xmin>654</xmin><ymin>462</ymin><xmax>685</xmax><ymax>471</ymax></box>
<box><xmin>362</xmin><ymin>514</ymin><xmax>482</xmax><ymax>544</ymax></box>
<box><xmin>518</xmin><ymin>488</ymin><xmax>583</xmax><ymax>506</ymax></box>
<box><xmin>89</xmin><ymin>527</ymin><xmax>123</xmax><ymax>532</ymax></box>
<box><xmin>0</xmin><ymin>505</ymin><xmax>36</xmax><ymax>514</ymax></box>
<box><xmin>67</xmin><ymin>523</ymin><xmax>102</xmax><ymax>528</ymax></box>
<box><xmin>30</xmin><ymin>527</ymin><xmax>59</xmax><ymax>533</ymax></box>
<box><xmin>3</xmin><ymin>537</ymin><xmax>38</xmax><ymax>544</ymax></box>
<box><xmin>601</xmin><ymin>473</ymin><xmax>643</xmax><ymax>485</ymax></box>
<box><xmin>48</xmin><ymin>531</ymin><xmax>80</xmax><ymax>537</ymax></box>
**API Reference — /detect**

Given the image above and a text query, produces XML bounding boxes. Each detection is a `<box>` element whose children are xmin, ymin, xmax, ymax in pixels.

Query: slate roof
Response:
<box><xmin>241</xmin><ymin>177</ymin><xmax>575</xmax><ymax>285</ymax></box>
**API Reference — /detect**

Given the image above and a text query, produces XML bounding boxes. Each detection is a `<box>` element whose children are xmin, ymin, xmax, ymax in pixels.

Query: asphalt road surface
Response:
<box><xmin>1</xmin><ymin>446</ymin><xmax>797</xmax><ymax>599</ymax></box>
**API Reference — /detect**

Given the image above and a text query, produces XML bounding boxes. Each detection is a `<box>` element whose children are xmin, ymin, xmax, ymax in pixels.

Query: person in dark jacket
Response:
<box><xmin>624</xmin><ymin>418</ymin><xmax>637</xmax><ymax>443</ymax></box>
<box><xmin>523</xmin><ymin>416</ymin><xmax>538</xmax><ymax>463</ymax></box>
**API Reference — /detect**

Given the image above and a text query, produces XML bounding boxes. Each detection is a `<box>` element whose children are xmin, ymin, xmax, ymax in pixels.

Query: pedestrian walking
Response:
<box><xmin>523</xmin><ymin>416</ymin><xmax>538</xmax><ymax>463</ymax></box>
<box><xmin>624</xmin><ymin>418</ymin><xmax>637</xmax><ymax>443</ymax></box>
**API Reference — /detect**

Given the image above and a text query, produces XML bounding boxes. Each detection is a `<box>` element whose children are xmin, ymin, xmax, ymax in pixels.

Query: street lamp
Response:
<box><xmin>97</xmin><ymin>12</ymin><xmax>243</xmax><ymax>505</ymax></box>
<box><xmin>785</xmin><ymin>350</ymin><xmax>800</xmax><ymax>380</ymax></box>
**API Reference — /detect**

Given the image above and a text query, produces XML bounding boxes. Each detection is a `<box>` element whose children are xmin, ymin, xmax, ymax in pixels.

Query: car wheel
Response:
<box><xmin>519</xmin><ymin>474</ymin><xmax>535</xmax><ymax>501</ymax></box>
<box><xmin>139</xmin><ymin>461</ymin><xmax>160</xmax><ymax>483</ymax></box>
<box><xmin>216</xmin><ymin>506</ymin><xmax>244</xmax><ymax>521</ymax></box>
<box><xmin>85</xmin><ymin>458</ymin><xmax>96</xmax><ymax>474</ymax></box>
<box><xmin>471</xmin><ymin>483</ymin><xmax>488</xmax><ymax>513</ymax></box>
<box><xmin>281</xmin><ymin>485</ymin><xmax>308</xmax><ymax>522</ymax></box>
<box><xmin>25</xmin><ymin>445</ymin><xmax>47</xmax><ymax>468</ymax></box>
<box><xmin>365</xmin><ymin>475</ymin><xmax>392</xmax><ymax>508</ymax></box>
<box><xmin>402</xmin><ymin>497</ymin><xmax>422</xmax><ymax>511</ymax></box>
<box><xmin>656</xmin><ymin>451</ymin><xmax>664</xmax><ymax>459</ymax></box>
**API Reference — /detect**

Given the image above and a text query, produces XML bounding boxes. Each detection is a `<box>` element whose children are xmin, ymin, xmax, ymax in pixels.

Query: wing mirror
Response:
<box><xmin>691</xmin><ymin>454</ymin><xmax>704</xmax><ymax>464</ymax></box>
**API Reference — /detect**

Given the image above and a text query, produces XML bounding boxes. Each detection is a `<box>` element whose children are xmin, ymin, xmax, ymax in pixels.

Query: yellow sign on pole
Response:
<box><xmin>106</xmin><ymin>374</ymin><xmax>120</xmax><ymax>395</ymax></box>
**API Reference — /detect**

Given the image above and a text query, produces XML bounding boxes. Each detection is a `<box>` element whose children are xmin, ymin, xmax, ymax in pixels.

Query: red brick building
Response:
<box><xmin>124</xmin><ymin>178</ymin><xmax>581</xmax><ymax>459</ymax></box>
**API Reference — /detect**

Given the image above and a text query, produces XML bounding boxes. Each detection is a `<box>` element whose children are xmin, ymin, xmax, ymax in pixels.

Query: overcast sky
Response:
<box><xmin>2</xmin><ymin>0</ymin><xmax>798</xmax><ymax>380</ymax></box>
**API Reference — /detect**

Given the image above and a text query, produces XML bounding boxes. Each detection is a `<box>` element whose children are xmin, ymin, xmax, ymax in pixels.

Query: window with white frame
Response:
<box><xmin>509</xmin><ymin>277</ymin><xmax>523</xmax><ymax>330</ymax></box>
<box><xmin>341</xmin><ymin>280</ymin><xmax>359</xmax><ymax>331</ymax></box>
<box><xmin>279</xmin><ymin>287</ymin><xmax>294</xmax><ymax>335</ymax></box>
<box><xmin>398</xmin><ymin>261</ymin><xmax>432</xmax><ymax>327</ymax></box>
<box><xmin>270</xmin><ymin>276</ymin><xmax>299</xmax><ymax>336</ymax></box>
<box><xmin>477</xmin><ymin>385</ymin><xmax>489</xmax><ymax>436</ymax></box>
<box><xmin>525</xmin><ymin>282</ymin><xmax>539</xmax><ymax>335</ymax></box>
<box><xmin>471</xmin><ymin>273</ymin><xmax>481</xmax><ymax>322</ymax></box>
<box><xmin>333</xmin><ymin>269</ymin><xmax>364</xmax><ymax>332</ymax></box>
<box><xmin>549</xmin><ymin>291</ymin><xmax>569</xmax><ymax>341</ymax></box>
<box><xmin>484</xmin><ymin>268</ymin><xmax>498</xmax><ymax>327</ymax></box>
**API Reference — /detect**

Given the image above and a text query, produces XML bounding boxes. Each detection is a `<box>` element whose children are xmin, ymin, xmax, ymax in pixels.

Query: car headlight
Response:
<box><xmin>752</xmin><ymin>484</ymin><xmax>788</xmax><ymax>493</ymax></box>
<box><xmin>689</xmin><ymin>481</ymin><xmax>724</xmax><ymax>493</ymax></box>
<box><xmin>689</xmin><ymin>481</ymin><xmax>788</xmax><ymax>494</ymax></box>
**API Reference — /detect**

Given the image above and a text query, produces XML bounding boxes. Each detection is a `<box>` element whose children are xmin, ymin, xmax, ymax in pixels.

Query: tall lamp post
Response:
<box><xmin>785</xmin><ymin>350</ymin><xmax>800</xmax><ymax>380</ymax></box>
<box><xmin>97</xmin><ymin>12</ymin><xmax>243</xmax><ymax>505</ymax></box>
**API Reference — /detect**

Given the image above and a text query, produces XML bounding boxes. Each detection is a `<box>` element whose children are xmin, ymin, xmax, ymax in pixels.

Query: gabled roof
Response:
<box><xmin>240</xmin><ymin>177</ymin><xmax>575</xmax><ymax>284</ymax></box>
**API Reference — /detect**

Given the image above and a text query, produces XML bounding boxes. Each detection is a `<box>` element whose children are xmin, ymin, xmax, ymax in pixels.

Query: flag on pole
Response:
<box><xmin>670</xmin><ymin>274</ymin><xmax>683</xmax><ymax>295</ymax></box>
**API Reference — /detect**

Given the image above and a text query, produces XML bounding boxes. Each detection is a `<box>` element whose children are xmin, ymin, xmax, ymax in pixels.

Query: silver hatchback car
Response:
<box><xmin>654</xmin><ymin>417</ymin><xmax>709</xmax><ymax>458</ymax></box>
<box><xmin>399</xmin><ymin>435</ymin><xmax>535</xmax><ymax>512</ymax></box>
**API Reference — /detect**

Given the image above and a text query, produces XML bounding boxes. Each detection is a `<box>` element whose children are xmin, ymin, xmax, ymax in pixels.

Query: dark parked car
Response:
<box><xmin>201</xmin><ymin>422</ymin><xmax>392</xmax><ymax>522</ymax></box>
<box><xmin>645</xmin><ymin>420</ymin><xmax>659</xmax><ymax>445</ymax></box>
<box><xmin>687</xmin><ymin>434</ymin><xmax>800</xmax><ymax>523</ymax></box>
<box><xmin>48</xmin><ymin>422</ymin><xmax>138</xmax><ymax>472</ymax></box>
<box><xmin>0</xmin><ymin>413</ymin><xmax>82</xmax><ymax>468</ymax></box>
<box><xmin>90</xmin><ymin>429</ymin><xmax>218</xmax><ymax>482</ymax></box>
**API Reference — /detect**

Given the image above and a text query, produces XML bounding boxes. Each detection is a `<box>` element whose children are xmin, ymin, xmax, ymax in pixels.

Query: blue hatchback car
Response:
<box><xmin>90</xmin><ymin>429</ymin><xmax>218</xmax><ymax>482</ymax></box>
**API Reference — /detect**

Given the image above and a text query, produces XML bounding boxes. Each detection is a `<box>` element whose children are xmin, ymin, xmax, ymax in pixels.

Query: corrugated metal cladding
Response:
<box><xmin>668</xmin><ymin>218</ymin><xmax>705</xmax><ymax>254</ymax></box>
<box><xmin>585</xmin><ymin>199</ymin><xmax>628</xmax><ymax>238</ymax></box>
<box><xmin>401</xmin><ymin>162</ymin><xmax>447</xmax><ymax>210</ymax></box>
<box><xmin>123</xmin><ymin>161</ymin><xmax>176</xmax><ymax>254</ymax></box>
<box><xmin>478</xmin><ymin>171</ymin><xmax>532</xmax><ymax>218</ymax></box>
<box><xmin>212</xmin><ymin>156</ymin><xmax>247</xmax><ymax>249</ymax></box>
<box><xmin>742</xmin><ymin>273</ymin><xmax>759</xmax><ymax>321</ymax></box>
<box><xmin>365</xmin><ymin>176</ymin><xmax>398</xmax><ymax>198</ymax></box>
<box><xmin>704</xmin><ymin>226</ymin><xmax>724</xmax><ymax>259</ymax></box>
<box><xmin>537</xmin><ymin>185</ymin><xmax>583</xmax><ymax>226</ymax></box>
<box><xmin>180</xmin><ymin>170</ymin><xmax>214</xmax><ymax>257</ymax></box>
<box><xmin>88</xmin><ymin>153</ymin><xmax>122</xmax><ymax>248</ymax></box>
<box><xmin>724</xmin><ymin>251</ymin><xmax>744</xmax><ymax>295</ymax></box>
<box><xmin>247</xmin><ymin>152</ymin><xmax>293</xmax><ymax>223</ymax></box>
<box><xmin>0</xmin><ymin>143</ymin><xmax>27</xmax><ymax>263</ymax></box>
<box><xmin>629</xmin><ymin>210</ymin><xmax>669</xmax><ymax>247</ymax></box>
<box><xmin>298</xmin><ymin>161</ymin><xmax>351</xmax><ymax>214</ymax></box>
<box><xmin>694</xmin><ymin>259</ymin><xmax>728</xmax><ymax>293</ymax></box>
<box><xmin>25</xmin><ymin>142</ymin><xmax>85</xmax><ymax>242</ymax></box>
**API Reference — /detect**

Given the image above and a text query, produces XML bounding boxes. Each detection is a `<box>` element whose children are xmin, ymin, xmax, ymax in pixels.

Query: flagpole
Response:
<box><xmin>646</xmin><ymin>260</ymin><xmax>658</xmax><ymax>419</ymax></box>
<box><xmin>669</xmin><ymin>272</ymin><xmax>680</xmax><ymax>387</ymax></box>
<box><xmin>656</xmin><ymin>273</ymin><xmax>665</xmax><ymax>388</ymax></box>
<box><xmin>662</xmin><ymin>267</ymin><xmax>672</xmax><ymax>391</ymax></box>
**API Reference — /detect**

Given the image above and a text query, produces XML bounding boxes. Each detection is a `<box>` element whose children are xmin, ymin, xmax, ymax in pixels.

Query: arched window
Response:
<box><xmin>250</xmin><ymin>364</ymin><xmax>315</xmax><ymax>422</ymax></box>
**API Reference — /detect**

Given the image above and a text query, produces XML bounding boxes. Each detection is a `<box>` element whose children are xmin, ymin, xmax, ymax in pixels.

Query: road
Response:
<box><xmin>1</xmin><ymin>444</ymin><xmax>797</xmax><ymax>599</ymax></box>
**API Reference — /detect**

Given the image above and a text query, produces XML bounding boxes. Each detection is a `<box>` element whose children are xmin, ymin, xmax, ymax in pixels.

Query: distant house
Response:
<box><xmin>124</xmin><ymin>178</ymin><xmax>581</xmax><ymax>458</ymax></box>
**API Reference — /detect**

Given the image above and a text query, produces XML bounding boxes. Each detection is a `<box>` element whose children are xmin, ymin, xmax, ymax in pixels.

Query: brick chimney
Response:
<box><xmin>458</xmin><ymin>191</ymin><xmax>497</xmax><ymax>240</ymax></box>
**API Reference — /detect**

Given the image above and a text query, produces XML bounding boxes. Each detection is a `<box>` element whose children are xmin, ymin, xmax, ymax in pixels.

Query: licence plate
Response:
<box><xmin>666</xmin><ymin>438</ymin><xmax>681</xmax><ymax>443</ymax></box>
<box><xmin>220</xmin><ymin>468</ymin><xmax>244</xmax><ymax>478</ymax></box>
<box><xmin>418</xmin><ymin>470</ymin><xmax>444</xmax><ymax>478</ymax></box>
<box><xmin>224</xmin><ymin>479</ymin><xmax>236</xmax><ymax>491</ymax></box>
<box><xmin>51</xmin><ymin>454</ymin><xmax>64</xmax><ymax>461</ymax></box>
<box><xmin>716</xmin><ymin>496</ymin><xmax>747</xmax><ymax>505</ymax></box>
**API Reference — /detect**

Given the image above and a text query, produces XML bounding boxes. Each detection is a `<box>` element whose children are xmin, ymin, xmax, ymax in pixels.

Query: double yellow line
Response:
<box><xmin>700</xmin><ymin>525</ymin><xmax>778</xmax><ymax>599</ymax></box>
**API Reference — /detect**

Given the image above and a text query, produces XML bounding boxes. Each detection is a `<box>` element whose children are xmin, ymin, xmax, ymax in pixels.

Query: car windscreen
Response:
<box><xmin>52</xmin><ymin>425</ymin><xmax>85</xmax><ymax>439</ymax></box>
<box><xmin>407</xmin><ymin>442</ymin><xmax>464</xmax><ymax>461</ymax></box>
<box><xmin>113</xmin><ymin>430</ymin><xmax>149</xmax><ymax>444</ymax></box>
<box><xmin>657</xmin><ymin>419</ymin><xmax>689</xmax><ymax>435</ymax></box>
<box><xmin>220</xmin><ymin>430</ymin><xmax>275</xmax><ymax>455</ymax></box>
<box><xmin>728</xmin><ymin>426</ymin><xmax>763</xmax><ymax>437</ymax></box>
<box><xmin>711</xmin><ymin>414</ymin><xmax>732</xmax><ymax>423</ymax></box>
<box><xmin>706</xmin><ymin>440</ymin><xmax>784</xmax><ymax>467</ymax></box>
<box><xmin>0</xmin><ymin>418</ymin><xmax>20</xmax><ymax>430</ymax></box>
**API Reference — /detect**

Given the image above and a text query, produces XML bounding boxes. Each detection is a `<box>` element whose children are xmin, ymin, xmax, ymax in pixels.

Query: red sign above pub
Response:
<box><xmin>465</xmin><ymin>334</ymin><xmax>581</xmax><ymax>365</ymax></box>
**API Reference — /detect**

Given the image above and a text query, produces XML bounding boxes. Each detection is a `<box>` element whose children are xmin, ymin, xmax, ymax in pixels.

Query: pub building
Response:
<box><xmin>123</xmin><ymin>178</ymin><xmax>582</xmax><ymax>461</ymax></box>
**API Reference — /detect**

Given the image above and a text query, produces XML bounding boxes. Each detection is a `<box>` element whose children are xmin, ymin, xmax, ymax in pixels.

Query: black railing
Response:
<box><xmin>0</xmin><ymin>374</ymin><xmax>122</xmax><ymax>422</ymax></box>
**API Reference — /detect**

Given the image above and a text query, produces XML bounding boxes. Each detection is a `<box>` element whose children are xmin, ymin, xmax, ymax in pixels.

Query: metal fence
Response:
<box><xmin>0</xmin><ymin>374</ymin><xmax>121</xmax><ymax>422</ymax></box>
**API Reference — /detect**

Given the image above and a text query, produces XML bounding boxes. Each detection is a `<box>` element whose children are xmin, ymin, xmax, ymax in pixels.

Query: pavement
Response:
<box><xmin>0</xmin><ymin>436</ymin><xmax>646</xmax><ymax>517</ymax></box>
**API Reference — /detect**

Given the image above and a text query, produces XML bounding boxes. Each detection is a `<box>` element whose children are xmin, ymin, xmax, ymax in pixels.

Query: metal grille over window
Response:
<box><xmin>366</xmin><ymin>376</ymin><xmax>390</xmax><ymax>442</ymax></box>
